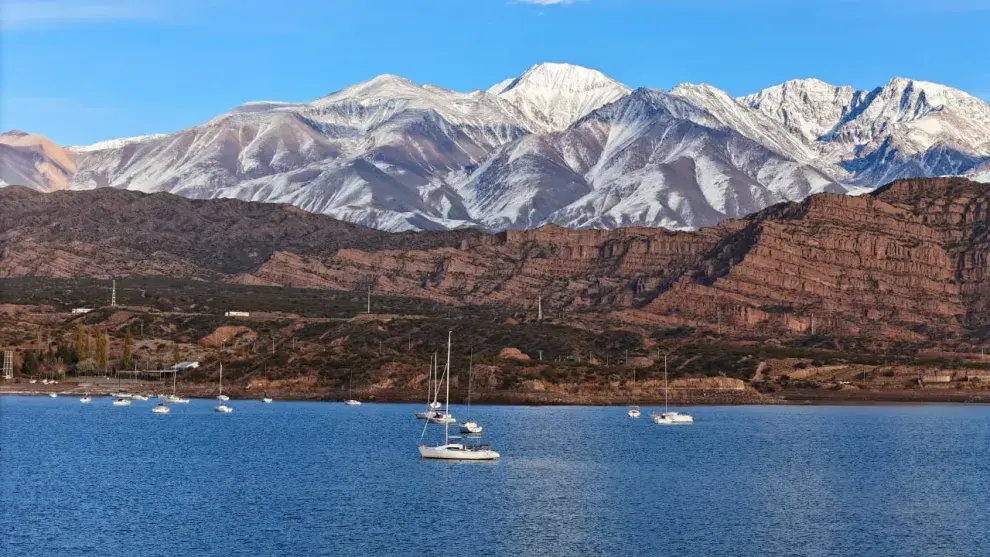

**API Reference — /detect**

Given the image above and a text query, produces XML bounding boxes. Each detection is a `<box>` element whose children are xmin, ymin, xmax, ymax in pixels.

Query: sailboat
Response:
<box><xmin>414</xmin><ymin>354</ymin><xmax>436</xmax><ymax>419</ymax></box>
<box><xmin>459</xmin><ymin>351</ymin><xmax>482</xmax><ymax>434</ymax></box>
<box><xmin>261</xmin><ymin>391</ymin><xmax>273</xmax><ymax>404</ymax></box>
<box><xmin>163</xmin><ymin>367</ymin><xmax>189</xmax><ymax>404</ymax></box>
<box><xmin>110</xmin><ymin>368</ymin><xmax>131</xmax><ymax>399</ymax></box>
<box><xmin>627</xmin><ymin>406</ymin><xmax>641</xmax><ymax>418</ymax></box>
<box><xmin>651</xmin><ymin>354</ymin><xmax>693</xmax><ymax>425</ymax></box>
<box><xmin>418</xmin><ymin>332</ymin><xmax>499</xmax><ymax>461</ymax></box>
<box><xmin>152</xmin><ymin>401</ymin><xmax>170</xmax><ymax>414</ymax></box>
<box><xmin>214</xmin><ymin>362</ymin><xmax>232</xmax><ymax>413</ymax></box>
<box><xmin>343</xmin><ymin>369</ymin><xmax>361</xmax><ymax>406</ymax></box>
<box><xmin>80</xmin><ymin>393</ymin><xmax>92</xmax><ymax>404</ymax></box>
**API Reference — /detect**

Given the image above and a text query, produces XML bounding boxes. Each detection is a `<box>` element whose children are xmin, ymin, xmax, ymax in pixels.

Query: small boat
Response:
<box><xmin>343</xmin><ymin>369</ymin><xmax>360</xmax><ymax>406</ymax></box>
<box><xmin>42</xmin><ymin>379</ymin><xmax>49</xmax><ymax>385</ymax></box>
<box><xmin>261</xmin><ymin>392</ymin><xmax>273</xmax><ymax>404</ymax></box>
<box><xmin>415</xmin><ymin>353</ymin><xmax>441</xmax><ymax>419</ymax></box>
<box><xmin>627</xmin><ymin>406</ymin><xmax>641</xmax><ymax>418</ymax></box>
<box><xmin>48</xmin><ymin>393</ymin><xmax>58</xmax><ymax>398</ymax></box>
<box><xmin>29</xmin><ymin>379</ymin><xmax>37</xmax><ymax>384</ymax></box>
<box><xmin>163</xmin><ymin>394</ymin><xmax>190</xmax><ymax>404</ymax></box>
<box><xmin>152</xmin><ymin>402</ymin><xmax>170</xmax><ymax>414</ymax></box>
<box><xmin>428</xmin><ymin>411</ymin><xmax>455</xmax><ymax>424</ymax></box>
<box><xmin>112</xmin><ymin>398</ymin><xmax>131</xmax><ymax>407</ymax></box>
<box><xmin>459</xmin><ymin>352</ymin><xmax>483</xmax><ymax>434</ymax></box>
<box><xmin>131</xmin><ymin>394</ymin><xmax>149</xmax><ymax>401</ymax></box>
<box><xmin>214</xmin><ymin>362</ymin><xmax>233</xmax><ymax>413</ymax></box>
<box><xmin>651</xmin><ymin>411</ymin><xmax>694</xmax><ymax>425</ymax></box>
<box><xmin>418</xmin><ymin>332</ymin><xmax>499</xmax><ymax>461</ymax></box>
<box><xmin>80</xmin><ymin>394</ymin><xmax>92</xmax><ymax>404</ymax></box>
<box><xmin>652</xmin><ymin>354</ymin><xmax>693</xmax><ymax>425</ymax></box>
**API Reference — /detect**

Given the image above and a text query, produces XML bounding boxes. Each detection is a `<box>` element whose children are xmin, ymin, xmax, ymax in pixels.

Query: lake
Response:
<box><xmin>2</xmin><ymin>397</ymin><xmax>990</xmax><ymax>556</ymax></box>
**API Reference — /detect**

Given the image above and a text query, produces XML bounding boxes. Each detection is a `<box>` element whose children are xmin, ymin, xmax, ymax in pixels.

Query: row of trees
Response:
<box><xmin>72</xmin><ymin>326</ymin><xmax>139</xmax><ymax>372</ymax></box>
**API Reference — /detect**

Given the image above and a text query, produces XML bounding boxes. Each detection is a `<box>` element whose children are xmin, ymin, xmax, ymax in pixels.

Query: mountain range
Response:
<box><xmin>3</xmin><ymin>63</ymin><xmax>990</xmax><ymax>231</ymax></box>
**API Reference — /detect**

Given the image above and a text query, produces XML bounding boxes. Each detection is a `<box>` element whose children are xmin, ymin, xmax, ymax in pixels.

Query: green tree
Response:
<box><xmin>122</xmin><ymin>328</ymin><xmax>133</xmax><ymax>369</ymax></box>
<box><xmin>21</xmin><ymin>351</ymin><xmax>38</xmax><ymax>376</ymax></box>
<box><xmin>75</xmin><ymin>325</ymin><xmax>86</xmax><ymax>363</ymax></box>
<box><xmin>95</xmin><ymin>331</ymin><xmax>108</xmax><ymax>371</ymax></box>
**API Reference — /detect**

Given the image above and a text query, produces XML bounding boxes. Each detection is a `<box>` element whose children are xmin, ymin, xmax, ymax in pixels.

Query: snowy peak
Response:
<box><xmin>489</xmin><ymin>63</ymin><xmax>631</xmax><ymax>132</ymax></box>
<box><xmin>498</xmin><ymin>62</ymin><xmax>628</xmax><ymax>95</ymax></box>
<box><xmin>740</xmin><ymin>78</ymin><xmax>867</xmax><ymax>144</ymax></box>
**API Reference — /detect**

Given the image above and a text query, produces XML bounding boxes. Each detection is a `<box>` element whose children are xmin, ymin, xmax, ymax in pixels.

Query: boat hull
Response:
<box><xmin>418</xmin><ymin>444</ymin><xmax>499</xmax><ymax>461</ymax></box>
<box><xmin>651</xmin><ymin>412</ymin><xmax>693</xmax><ymax>425</ymax></box>
<box><xmin>214</xmin><ymin>405</ymin><xmax>233</xmax><ymax>413</ymax></box>
<box><xmin>459</xmin><ymin>422</ymin><xmax>483</xmax><ymax>434</ymax></box>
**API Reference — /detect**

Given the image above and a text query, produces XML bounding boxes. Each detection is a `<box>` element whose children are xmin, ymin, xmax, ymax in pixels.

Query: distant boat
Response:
<box><xmin>651</xmin><ymin>354</ymin><xmax>693</xmax><ymax>425</ymax></box>
<box><xmin>261</xmin><ymin>392</ymin><xmax>273</xmax><ymax>404</ymax></box>
<box><xmin>217</xmin><ymin>395</ymin><xmax>230</xmax><ymax>402</ymax></box>
<box><xmin>112</xmin><ymin>398</ymin><xmax>131</xmax><ymax>407</ymax></box>
<box><xmin>344</xmin><ymin>369</ymin><xmax>360</xmax><ymax>406</ymax></box>
<box><xmin>80</xmin><ymin>394</ymin><xmax>92</xmax><ymax>404</ymax></box>
<box><xmin>131</xmin><ymin>394</ymin><xmax>149</xmax><ymax>401</ymax></box>
<box><xmin>459</xmin><ymin>351</ymin><xmax>482</xmax><ymax>435</ymax></box>
<box><xmin>214</xmin><ymin>362</ymin><xmax>232</xmax><ymax>413</ymax></box>
<box><xmin>415</xmin><ymin>353</ymin><xmax>441</xmax><ymax>419</ymax></box>
<box><xmin>152</xmin><ymin>402</ymin><xmax>170</xmax><ymax>414</ymax></box>
<box><xmin>48</xmin><ymin>393</ymin><xmax>58</xmax><ymax>398</ymax></box>
<box><xmin>627</xmin><ymin>406</ymin><xmax>641</xmax><ymax>418</ymax></box>
<box><xmin>110</xmin><ymin>368</ymin><xmax>131</xmax><ymax>399</ymax></box>
<box><xmin>418</xmin><ymin>332</ymin><xmax>499</xmax><ymax>461</ymax></box>
<box><xmin>165</xmin><ymin>368</ymin><xmax>189</xmax><ymax>403</ymax></box>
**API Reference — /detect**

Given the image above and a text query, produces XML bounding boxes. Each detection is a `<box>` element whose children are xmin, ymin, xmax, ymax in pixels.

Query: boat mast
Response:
<box><xmin>444</xmin><ymin>331</ymin><xmax>451</xmax><ymax>445</ymax></box>
<box><xmin>467</xmin><ymin>350</ymin><xmax>473</xmax><ymax>418</ymax></box>
<box><xmin>663</xmin><ymin>353</ymin><xmax>668</xmax><ymax>414</ymax></box>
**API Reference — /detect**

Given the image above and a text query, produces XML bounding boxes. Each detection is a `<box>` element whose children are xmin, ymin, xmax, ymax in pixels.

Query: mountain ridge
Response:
<box><xmin>3</xmin><ymin>63</ymin><xmax>989</xmax><ymax>232</ymax></box>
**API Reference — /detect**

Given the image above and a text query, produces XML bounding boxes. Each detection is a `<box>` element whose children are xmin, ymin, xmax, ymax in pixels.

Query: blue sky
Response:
<box><xmin>3</xmin><ymin>0</ymin><xmax>990</xmax><ymax>145</ymax></box>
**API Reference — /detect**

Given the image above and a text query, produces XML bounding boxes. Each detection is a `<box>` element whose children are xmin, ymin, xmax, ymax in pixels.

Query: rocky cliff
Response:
<box><xmin>3</xmin><ymin>178</ymin><xmax>990</xmax><ymax>343</ymax></box>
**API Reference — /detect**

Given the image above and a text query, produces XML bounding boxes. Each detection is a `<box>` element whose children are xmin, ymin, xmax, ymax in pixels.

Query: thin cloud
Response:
<box><xmin>1</xmin><ymin>0</ymin><xmax>168</xmax><ymax>30</ymax></box>
<box><xmin>515</xmin><ymin>0</ymin><xmax>578</xmax><ymax>5</ymax></box>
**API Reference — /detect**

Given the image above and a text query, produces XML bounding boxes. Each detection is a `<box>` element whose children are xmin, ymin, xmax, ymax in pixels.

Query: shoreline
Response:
<box><xmin>4</xmin><ymin>385</ymin><xmax>990</xmax><ymax>406</ymax></box>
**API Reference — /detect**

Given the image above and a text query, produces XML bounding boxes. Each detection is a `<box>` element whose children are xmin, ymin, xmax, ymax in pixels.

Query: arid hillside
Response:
<box><xmin>3</xmin><ymin>177</ymin><xmax>990</xmax><ymax>344</ymax></box>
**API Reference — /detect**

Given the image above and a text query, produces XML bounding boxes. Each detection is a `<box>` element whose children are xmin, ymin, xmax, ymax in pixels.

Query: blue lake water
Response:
<box><xmin>2</xmin><ymin>397</ymin><xmax>990</xmax><ymax>556</ymax></box>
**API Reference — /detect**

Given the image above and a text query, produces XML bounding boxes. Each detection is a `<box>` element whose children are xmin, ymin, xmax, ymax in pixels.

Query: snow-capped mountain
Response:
<box><xmin>3</xmin><ymin>64</ymin><xmax>990</xmax><ymax>232</ymax></box>
<box><xmin>486</xmin><ymin>62</ymin><xmax>631</xmax><ymax>132</ymax></box>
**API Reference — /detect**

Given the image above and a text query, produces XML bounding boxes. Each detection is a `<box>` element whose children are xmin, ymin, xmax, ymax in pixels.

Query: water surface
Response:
<box><xmin>2</xmin><ymin>398</ymin><xmax>989</xmax><ymax>556</ymax></box>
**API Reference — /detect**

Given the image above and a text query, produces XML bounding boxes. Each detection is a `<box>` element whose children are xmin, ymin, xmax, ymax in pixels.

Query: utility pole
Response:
<box><xmin>538</xmin><ymin>296</ymin><xmax>542</xmax><ymax>321</ymax></box>
<box><xmin>111</xmin><ymin>280</ymin><xmax>117</xmax><ymax>307</ymax></box>
<box><xmin>539</xmin><ymin>350</ymin><xmax>542</xmax><ymax>361</ymax></box>
<box><xmin>811</xmin><ymin>313</ymin><xmax>816</xmax><ymax>336</ymax></box>
<box><xmin>367</xmin><ymin>285</ymin><xmax>371</xmax><ymax>314</ymax></box>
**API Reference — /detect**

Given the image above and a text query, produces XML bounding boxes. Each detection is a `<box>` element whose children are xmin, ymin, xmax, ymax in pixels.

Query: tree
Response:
<box><xmin>75</xmin><ymin>325</ymin><xmax>86</xmax><ymax>363</ymax></box>
<box><xmin>122</xmin><ymin>328</ymin><xmax>133</xmax><ymax>369</ymax></box>
<box><xmin>21</xmin><ymin>351</ymin><xmax>38</xmax><ymax>376</ymax></box>
<box><xmin>172</xmin><ymin>343</ymin><xmax>181</xmax><ymax>365</ymax></box>
<box><xmin>95</xmin><ymin>330</ymin><xmax>108</xmax><ymax>371</ymax></box>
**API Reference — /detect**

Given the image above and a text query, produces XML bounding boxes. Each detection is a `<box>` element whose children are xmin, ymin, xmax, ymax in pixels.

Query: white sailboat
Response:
<box><xmin>48</xmin><ymin>393</ymin><xmax>58</xmax><ymax>398</ymax></box>
<box><xmin>627</xmin><ymin>406</ymin><xmax>641</xmax><ymax>418</ymax></box>
<box><xmin>214</xmin><ymin>362</ymin><xmax>232</xmax><ymax>413</ymax></box>
<box><xmin>261</xmin><ymin>391</ymin><xmax>273</xmax><ymax>403</ymax></box>
<box><xmin>152</xmin><ymin>401</ymin><xmax>170</xmax><ymax>414</ymax></box>
<box><xmin>343</xmin><ymin>369</ymin><xmax>361</xmax><ymax>406</ymax></box>
<box><xmin>131</xmin><ymin>394</ymin><xmax>149</xmax><ymax>401</ymax></box>
<box><xmin>651</xmin><ymin>354</ymin><xmax>693</xmax><ymax>425</ymax></box>
<box><xmin>80</xmin><ymin>393</ymin><xmax>92</xmax><ymax>404</ymax></box>
<box><xmin>415</xmin><ymin>354</ymin><xmax>437</xmax><ymax>419</ymax></box>
<box><xmin>112</xmin><ymin>398</ymin><xmax>131</xmax><ymax>407</ymax></box>
<box><xmin>459</xmin><ymin>351</ymin><xmax>482</xmax><ymax>435</ymax></box>
<box><xmin>163</xmin><ymin>368</ymin><xmax>189</xmax><ymax>403</ymax></box>
<box><xmin>418</xmin><ymin>332</ymin><xmax>499</xmax><ymax>461</ymax></box>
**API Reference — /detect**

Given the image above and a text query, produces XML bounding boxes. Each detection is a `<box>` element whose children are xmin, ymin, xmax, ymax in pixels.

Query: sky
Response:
<box><xmin>3</xmin><ymin>0</ymin><xmax>990</xmax><ymax>145</ymax></box>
